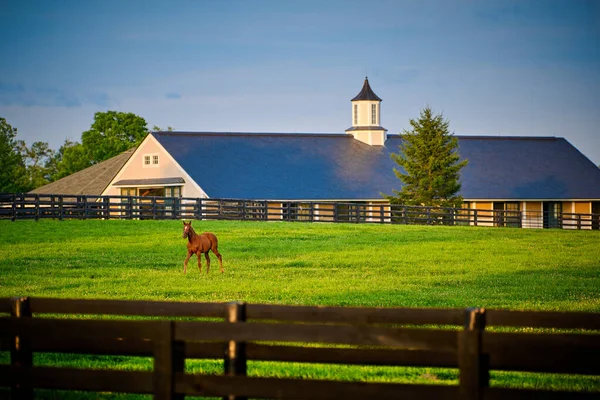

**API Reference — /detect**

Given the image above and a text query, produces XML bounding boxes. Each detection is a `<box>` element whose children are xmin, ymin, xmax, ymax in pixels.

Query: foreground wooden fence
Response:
<box><xmin>2</xmin><ymin>193</ymin><xmax>599</xmax><ymax>229</ymax></box>
<box><xmin>1</xmin><ymin>297</ymin><xmax>599</xmax><ymax>399</ymax></box>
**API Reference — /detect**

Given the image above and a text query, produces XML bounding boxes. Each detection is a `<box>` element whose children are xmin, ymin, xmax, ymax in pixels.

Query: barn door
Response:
<box><xmin>543</xmin><ymin>202</ymin><xmax>562</xmax><ymax>229</ymax></box>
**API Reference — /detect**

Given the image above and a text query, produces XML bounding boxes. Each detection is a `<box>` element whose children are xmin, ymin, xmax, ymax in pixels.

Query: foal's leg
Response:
<box><xmin>183</xmin><ymin>250</ymin><xmax>193</xmax><ymax>274</ymax></box>
<box><xmin>204</xmin><ymin>252</ymin><xmax>211</xmax><ymax>274</ymax></box>
<box><xmin>196</xmin><ymin>252</ymin><xmax>202</xmax><ymax>274</ymax></box>
<box><xmin>212</xmin><ymin>247</ymin><xmax>224</xmax><ymax>273</ymax></box>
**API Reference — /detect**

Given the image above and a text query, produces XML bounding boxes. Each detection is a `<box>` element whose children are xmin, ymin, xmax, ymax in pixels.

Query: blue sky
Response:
<box><xmin>1</xmin><ymin>0</ymin><xmax>599</xmax><ymax>165</ymax></box>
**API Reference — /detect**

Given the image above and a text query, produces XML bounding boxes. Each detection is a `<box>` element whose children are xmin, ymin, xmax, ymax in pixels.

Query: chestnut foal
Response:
<box><xmin>181</xmin><ymin>221</ymin><xmax>224</xmax><ymax>274</ymax></box>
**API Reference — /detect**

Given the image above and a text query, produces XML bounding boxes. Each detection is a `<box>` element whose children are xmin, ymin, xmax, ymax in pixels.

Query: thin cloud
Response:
<box><xmin>166</xmin><ymin>92</ymin><xmax>181</xmax><ymax>99</ymax></box>
<box><xmin>0</xmin><ymin>84</ymin><xmax>89</xmax><ymax>108</ymax></box>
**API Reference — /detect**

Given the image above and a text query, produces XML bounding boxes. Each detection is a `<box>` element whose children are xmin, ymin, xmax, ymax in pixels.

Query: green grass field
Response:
<box><xmin>1</xmin><ymin>219</ymin><xmax>599</xmax><ymax>398</ymax></box>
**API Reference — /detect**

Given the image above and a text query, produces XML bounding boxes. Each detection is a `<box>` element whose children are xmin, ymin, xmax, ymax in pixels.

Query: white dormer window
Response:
<box><xmin>371</xmin><ymin>104</ymin><xmax>377</xmax><ymax>125</ymax></box>
<box><xmin>143</xmin><ymin>153</ymin><xmax>159</xmax><ymax>168</ymax></box>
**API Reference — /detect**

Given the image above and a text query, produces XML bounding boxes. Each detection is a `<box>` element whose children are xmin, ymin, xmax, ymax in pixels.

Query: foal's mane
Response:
<box><xmin>185</xmin><ymin>222</ymin><xmax>197</xmax><ymax>240</ymax></box>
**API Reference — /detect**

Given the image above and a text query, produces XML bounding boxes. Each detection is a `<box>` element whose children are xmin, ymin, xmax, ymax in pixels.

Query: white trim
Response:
<box><xmin>101</xmin><ymin>134</ymin><xmax>210</xmax><ymax>198</ymax></box>
<box><xmin>113</xmin><ymin>183</ymin><xmax>183</xmax><ymax>188</ymax></box>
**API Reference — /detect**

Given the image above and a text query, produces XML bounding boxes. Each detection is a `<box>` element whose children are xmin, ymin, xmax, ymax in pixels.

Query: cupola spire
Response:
<box><xmin>345</xmin><ymin>77</ymin><xmax>387</xmax><ymax>145</ymax></box>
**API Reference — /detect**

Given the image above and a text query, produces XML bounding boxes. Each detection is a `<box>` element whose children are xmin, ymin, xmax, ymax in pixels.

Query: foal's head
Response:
<box><xmin>182</xmin><ymin>221</ymin><xmax>194</xmax><ymax>239</ymax></box>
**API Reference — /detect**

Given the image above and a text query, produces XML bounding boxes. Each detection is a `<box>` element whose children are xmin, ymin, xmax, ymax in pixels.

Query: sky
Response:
<box><xmin>1</xmin><ymin>0</ymin><xmax>599</xmax><ymax>165</ymax></box>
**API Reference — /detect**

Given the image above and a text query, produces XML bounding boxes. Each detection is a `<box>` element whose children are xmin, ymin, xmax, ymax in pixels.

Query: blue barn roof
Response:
<box><xmin>152</xmin><ymin>132</ymin><xmax>600</xmax><ymax>201</ymax></box>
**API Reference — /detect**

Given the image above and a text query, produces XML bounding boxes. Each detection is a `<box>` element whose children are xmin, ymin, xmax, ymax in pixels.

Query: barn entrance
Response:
<box><xmin>543</xmin><ymin>202</ymin><xmax>562</xmax><ymax>229</ymax></box>
<box><xmin>592</xmin><ymin>202</ymin><xmax>600</xmax><ymax>230</ymax></box>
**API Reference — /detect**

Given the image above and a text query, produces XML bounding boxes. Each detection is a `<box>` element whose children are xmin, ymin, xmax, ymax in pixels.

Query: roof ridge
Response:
<box><xmin>154</xmin><ymin>131</ymin><xmax>351</xmax><ymax>138</ymax></box>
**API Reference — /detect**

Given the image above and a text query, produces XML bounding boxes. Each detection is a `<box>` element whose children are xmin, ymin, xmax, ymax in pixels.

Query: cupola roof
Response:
<box><xmin>351</xmin><ymin>77</ymin><xmax>382</xmax><ymax>101</ymax></box>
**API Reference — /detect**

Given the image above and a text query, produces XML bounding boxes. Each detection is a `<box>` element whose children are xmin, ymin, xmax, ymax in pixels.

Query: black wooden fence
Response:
<box><xmin>1</xmin><ymin>297</ymin><xmax>599</xmax><ymax>399</ymax></box>
<box><xmin>1</xmin><ymin>193</ymin><xmax>599</xmax><ymax>229</ymax></box>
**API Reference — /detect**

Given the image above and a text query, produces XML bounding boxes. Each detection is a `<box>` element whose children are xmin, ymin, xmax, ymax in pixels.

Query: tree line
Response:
<box><xmin>1</xmin><ymin>106</ymin><xmax>468</xmax><ymax>208</ymax></box>
<box><xmin>0</xmin><ymin>111</ymin><xmax>172</xmax><ymax>193</ymax></box>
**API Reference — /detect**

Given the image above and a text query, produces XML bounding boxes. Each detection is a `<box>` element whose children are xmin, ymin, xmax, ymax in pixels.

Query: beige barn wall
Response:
<box><xmin>104</xmin><ymin>136</ymin><xmax>205</xmax><ymax>198</ymax></box>
<box><xmin>317</xmin><ymin>203</ymin><xmax>335</xmax><ymax>221</ymax></box>
<box><xmin>574</xmin><ymin>202</ymin><xmax>590</xmax><ymax>214</ymax></box>
<box><xmin>473</xmin><ymin>201</ymin><xmax>494</xmax><ymax>226</ymax></box>
<box><xmin>523</xmin><ymin>201</ymin><xmax>542</xmax><ymax>229</ymax></box>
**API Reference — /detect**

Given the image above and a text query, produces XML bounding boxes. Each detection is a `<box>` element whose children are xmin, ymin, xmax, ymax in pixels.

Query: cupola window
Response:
<box><xmin>353</xmin><ymin>104</ymin><xmax>358</xmax><ymax>125</ymax></box>
<box><xmin>371</xmin><ymin>104</ymin><xmax>377</xmax><ymax>125</ymax></box>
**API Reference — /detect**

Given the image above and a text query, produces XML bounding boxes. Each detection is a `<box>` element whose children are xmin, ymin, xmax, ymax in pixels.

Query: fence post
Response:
<box><xmin>195</xmin><ymin>198</ymin><xmax>201</xmax><ymax>221</ymax></box>
<box><xmin>518</xmin><ymin>211</ymin><xmax>523</xmax><ymax>228</ymax></box>
<box><xmin>33</xmin><ymin>194</ymin><xmax>39</xmax><ymax>221</ymax></box>
<box><xmin>459</xmin><ymin>307</ymin><xmax>488</xmax><ymax>400</ymax></box>
<box><xmin>10</xmin><ymin>296</ymin><xmax>33</xmax><ymax>400</ymax></box>
<box><xmin>11</xmin><ymin>193</ymin><xmax>16</xmax><ymax>221</ymax></box>
<box><xmin>104</xmin><ymin>197</ymin><xmax>110</xmax><ymax>220</ymax></box>
<box><xmin>263</xmin><ymin>200</ymin><xmax>268</xmax><ymax>221</ymax></box>
<box><xmin>473</xmin><ymin>209</ymin><xmax>478</xmax><ymax>226</ymax></box>
<box><xmin>224</xmin><ymin>302</ymin><xmax>247</xmax><ymax>400</ymax></box>
<box><xmin>153</xmin><ymin>321</ymin><xmax>184</xmax><ymax>400</ymax></box>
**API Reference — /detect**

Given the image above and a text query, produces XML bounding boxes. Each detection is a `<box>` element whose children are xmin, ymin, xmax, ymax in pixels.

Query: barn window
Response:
<box><xmin>353</xmin><ymin>104</ymin><xmax>358</xmax><ymax>125</ymax></box>
<box><xmin>143</xmin><ymin>154</ymin><xmax>159</xmax><ymax>168</ymax></box>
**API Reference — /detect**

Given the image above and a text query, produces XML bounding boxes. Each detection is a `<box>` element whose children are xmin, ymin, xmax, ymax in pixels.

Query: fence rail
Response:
<box><xmin>0</xmin><ymin>297</ymin><xmax>598</xmax><ymax>399</ymax></box>
<box><xmin>1</xmin><ymin>193</ymin><xmax>599</xmax><ymax>229</ymax></box>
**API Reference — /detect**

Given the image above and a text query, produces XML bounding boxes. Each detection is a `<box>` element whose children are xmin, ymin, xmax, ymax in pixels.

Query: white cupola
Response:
<box><xmin>345</xmin><ymin>77</ymin><xmax>387</xmax><ymax>145</ymax></box>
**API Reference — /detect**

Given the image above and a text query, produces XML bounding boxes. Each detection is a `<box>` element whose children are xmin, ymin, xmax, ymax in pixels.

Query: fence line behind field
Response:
<box><xmin>1</xmin><ymin>297</ymin><xmax>599</xmax><ymax>399</ymax></box>
<box><xmin>1</xmin><ymin>193</ymin><xmax>599</xmax><ymax>230</ymax></box>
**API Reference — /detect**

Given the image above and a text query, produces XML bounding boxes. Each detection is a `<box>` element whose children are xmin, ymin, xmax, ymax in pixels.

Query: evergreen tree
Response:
<box><xmin>385</xmin><ymin>106</ymin><xmax>468</xmax><ymax>208</ymax></box>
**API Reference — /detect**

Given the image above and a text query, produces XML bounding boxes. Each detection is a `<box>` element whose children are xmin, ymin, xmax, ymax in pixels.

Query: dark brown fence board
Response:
<box><xmin>487</xmin><ymin>347</ymin><xmax>600</xmax><ymax>375</ymax></box>
<box><xmin>483</xmin><ymin>387</ymin><xmax>600</xmax><ymax>400</ymax></box>
<box><xmin>176</xmin><ymin>374</ymin><xmax>460</xmax><ymax>399</ymax></box>
<box><xmin>4</xmin><ymin>317</ymin><xmax>162</xmax><ymax>341</ymax></box>
<box><xmin>483</xmin><ymin>332</ymin><xmax>600</xmax><ymax>351</ymax></box>
<box><xmin>0</xmin><ymin>365</ymin><xmax>153</xmax><ymax>394</ymax></box>
<box><xmin>486</xmin><ymin>309</ymin><xmax>600</xmax><ymax>330</ymax></box>
<box><xmin>245</xmin><ymin>344</ymin><xmax>458</xmax><ymax>367</ymax></box>
<box><xmin>247</xmin><ymin>303</ymin><xmax>464</xmax><ymax>325</ymax></box>
<box><xmin>1</xmin><ymin>335</ymin><xmax>155</xmax><ymax>356</ymax></box>
<box><xmin>1</xmin><ymin>299</ymin><xmax>599</xmax><ymax>399</ymax></box>
<box><xmin>176</xmin><ymin>321</ymin><xmax>458</xmax><ymax>350</ymax></box>
<box><xmin>28</xmin><ymin>297</ymin><xmax>227</xmax><ymax>318</ymax></box>
<box><xmin>0</xmin><ymin>298</ymin><xmax>12</xmax><ymax>314</ymax></box>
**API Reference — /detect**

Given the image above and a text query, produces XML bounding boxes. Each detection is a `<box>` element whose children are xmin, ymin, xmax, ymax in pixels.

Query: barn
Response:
<box><xmin>32</xmin><ymin>78</ymin><xmax>600</xmax><ymax>226</ymax></box>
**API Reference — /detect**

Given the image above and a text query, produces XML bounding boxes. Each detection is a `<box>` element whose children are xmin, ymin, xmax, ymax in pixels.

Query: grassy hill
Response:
<box><xmin>1</xmin><ymin>219</ymin><xmax>598</xmax><ymax>311</ymax></box>
<box><xmin>1</xmin><ymin>219</ymin><xmax>599</xmax><ymax>397</ymax></box>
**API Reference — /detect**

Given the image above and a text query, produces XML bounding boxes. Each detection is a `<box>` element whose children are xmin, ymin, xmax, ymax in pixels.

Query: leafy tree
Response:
<box><xmin>152</xmin><ymin>125</ymin><xmax>174</xmax><ymax>131</ymax></box>
<box><xmin>49</xmin><ymin>139</ymin><xmax>92</xmax><ymax>181</ymax></box>
<box><xmin>82</xmin><ymin>111</ymin><xmax>148</xmax><ymax>164</ymax></box>
<box><xmin>385</xmin><ymin>106</ymin><xmax>468</xmax><ymax>208</ymax></box>
<box><xmin>0</xmin><ymin>118</ymin><xmax>29</xmax><ymax>192</ymax></box>
<box><xmin>17</xmin><ymin>140</ymin><xmax>56</xmax><ymax>189</ymax></box>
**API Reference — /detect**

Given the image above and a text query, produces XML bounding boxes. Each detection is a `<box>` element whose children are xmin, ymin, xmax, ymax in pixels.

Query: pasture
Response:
<box><xmin>1</xmin><ymin>219</ymin><xmax>599</xmax><ymax>398</ymax></box>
